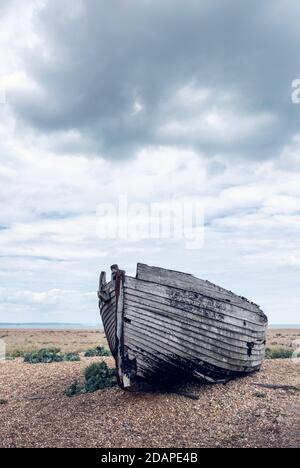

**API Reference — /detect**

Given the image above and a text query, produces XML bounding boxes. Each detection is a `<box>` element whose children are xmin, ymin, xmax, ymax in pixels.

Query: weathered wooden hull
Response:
<box><xmin>98</xmin><ymin>264</ymin><xmax>268</xmax><ymax>390</ymax></box>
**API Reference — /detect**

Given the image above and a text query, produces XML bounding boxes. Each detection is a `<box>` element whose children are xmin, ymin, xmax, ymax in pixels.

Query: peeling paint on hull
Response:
<box><xmin>98</xmin><ymin>264</ymin><xmax>268</xmax><ymax>390</ymax></box>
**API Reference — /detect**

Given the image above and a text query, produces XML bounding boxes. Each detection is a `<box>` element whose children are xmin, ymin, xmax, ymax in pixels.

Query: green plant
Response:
<box><xmin>64</xmin><ymin>352</ymin><xmax>81</xmax><ymax>362</ymax></box>
<box><xmin>254</xmin><ymin>392</ymin><xmax>267</xmax><ymax>398</ymax></box>
<box><xmin>7</xmin><ymin>349</ymin><xmax>25</xmax><ymax>360</ymax></box>
<box><xmin>265</xmin><ymin>348</ymin><xmax>294</xmax><ymax>360</ymax></box>
<box><xmin>84</xmin><ymin>362</ymin><xmax>116</xmax><ymax>393</ymax></box>
<box><xmin>65</xmin><ymin>380</ymin><xmax>79</xmax><ymax>397</ymax></box>
<box><xmin>65</xmin><ymin>362</ymin><xmax>116</xmax><ymax>397</ymax></box>
<box><xmin>24</xmin><ymin>348</ymin><xmax>62</xmax><ymax>363</ymax></box>
<box><xmin>23</xmin><ymin>348</ymin><xmax>80</xmax><ymax>364</ymax></box>
<box><xmin>84</xmin><ymin>346</ymin><xmax>111</xmax><ymax>357</ymax></box>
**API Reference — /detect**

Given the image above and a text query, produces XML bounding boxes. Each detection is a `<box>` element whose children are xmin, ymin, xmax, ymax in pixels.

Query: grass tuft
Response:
<box><xmin>24</xmin><ymin>348</ymin><xmax>80</xmax><ymax>364</ymax></box>
<box><xmin>84</xmin><ymin>346</ymin><xmax>111</xmax><ymax>357</ymax></box>
<box><xmin>64</xmin><ymin>352</ymin><xmax>81</xmax><ymax>362</ymax></box>
<box><xmin>7</xmin><ymin>349</ymin><xmax>26</xmax><ymax>360</ymax></box>
<box><xmin>65</xmin><ymin>380</ymin><xmax>80</xmax><ymax>397</ymax></box>
<box><xmin>84</xmin><ymin>362</ymin><xmax>116</xmax><ymax>392</ymax></box>
<box><xmin>65</xmin><ymin>362</ymin><xmax>116</xmax><ymax>397</ymax></box>
<box><xmin>265</xmin><ymin>348</ymin><xmax>294</xmax><ymax>360</ymax></box>
<box><xmin>254</xmin><ymin>392</ymin><xmax>267</xmax><ymax>398</ymax></box>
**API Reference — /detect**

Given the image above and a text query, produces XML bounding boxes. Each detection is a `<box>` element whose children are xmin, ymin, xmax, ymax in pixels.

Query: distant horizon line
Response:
<box><xmin>0</xmin><ymin>322</ymin><xmax>97</xmax><ymax>325</ymax></box>
<box><xmin>0</xmin><ymin>322</ymin><xmax>299</xmax><ymax>327</ymax></box>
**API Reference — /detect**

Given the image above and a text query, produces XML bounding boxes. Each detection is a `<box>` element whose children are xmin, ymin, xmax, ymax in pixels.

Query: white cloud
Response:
<box><xmin>1</xmin><ymin>107</ymin><xmax>300</xmax><ymax>323</ymax></box>
<box><xmin>0</xmin><ymin>287</ymin><xmax>96</xmax><ymax>323</ymax></box>
<box><xmin>0</xmin><ymin>0</ymin><xmax>299</xmax><ymax>325</ymax></box>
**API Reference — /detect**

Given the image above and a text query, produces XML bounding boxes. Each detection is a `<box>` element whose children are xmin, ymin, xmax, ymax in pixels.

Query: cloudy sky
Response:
<box><xmin>0</xmin><ymin>0</ymin><xmax>299</xmax><ymax>325</ymax></box>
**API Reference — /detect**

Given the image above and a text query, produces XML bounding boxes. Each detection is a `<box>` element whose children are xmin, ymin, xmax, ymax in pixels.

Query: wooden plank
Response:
<box><xmin>125</xmin><ymin>282</ymin><xmax>267</xmax><ymax>335</ymax></box>
<box><xmin>101</xmin><ymin>298</ymin><xmax>115</xmax><ymax>314</ymax></box>
<box><xmin>124</xmin><ymin>304</ymin><xmax>265</xmax><ymax>358</ymax></box>
<box><xmin>127</xmin><ymin>350</ymin><xmax>208</xmax><ymax>383</ymax></box>
<box><xmin>127</xmin><ymin>348</ymin><xmax>236</xmax><ymax>384</ymax></box>
<box><xmin>125</xmin><ymin>314</ymin><xmax>263</xmax><ymax>366</ymax></box>
<box><xmin>101</xmin><ymin>300</ymin><xmax>117</xmax><ymax>356</ymax></box>
<box><xmin>125</xmin><ymin>325</ymin><xmax>257</xmax><ymax>374</ymax></box>
<box><xmin>136</xmin><ymin>264</ymin><xmax>266</xmax><ymax>317</ymax></box>
<box><xmin>114</xmin><ymin>269</ymin><xmax>131</xmax><ymax>389</ymax></box>
<box><xmin>127</xmin><ymin>341</ymin><xmax>206</xmax><ymax>380</ymax></box>
<box><xmin>124</xmin><ymin>318</ymin><xmax>262</xmax><ymax>368</ymax></box>
<box><xmin>124</xmin><ymin>298</ymin><xmax>265</xmax><ymax>349</ymax></box>
<box><xmin>127</xmin><ymin>348</ymin><xmax>186</xmax><ymax>378</ymax></box>
<box><xmin>125</xmin><ymin>320</ymin><xmax>262</xmax><ymax>371</ymax></box>
<box><xmin>126</xmin><ymin>276</ymin><xmax>266</xmax><ymax>327</ymax></box>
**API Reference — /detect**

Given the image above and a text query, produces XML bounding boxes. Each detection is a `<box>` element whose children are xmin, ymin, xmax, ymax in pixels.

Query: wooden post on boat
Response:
<box><xmin>111</xmin><ymin>265</ymin><xmax>131</xmax><ymax>389</ymax></box>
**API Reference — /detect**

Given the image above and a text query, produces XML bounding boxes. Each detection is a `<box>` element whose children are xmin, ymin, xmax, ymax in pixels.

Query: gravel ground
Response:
<box><xmin>3</xmin><ymin>328</ymin><xmax>299</xmax><ymax>355</ymax></box>
<box><xmin>0</xmin><ymin>357</ymin><xmax>299</xmax><ymax>448</ymax></box>
<box><xmin>1</xmin><ymin>329</ymin><xmax>106</xmax><ymax>354</ymax></box>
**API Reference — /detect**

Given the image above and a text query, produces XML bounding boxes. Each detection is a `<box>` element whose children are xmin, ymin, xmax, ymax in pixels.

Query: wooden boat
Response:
<box><xmin>98</xmin><ymin>264</ymin><xmax>268</xmax><ymax>390</ymax></box>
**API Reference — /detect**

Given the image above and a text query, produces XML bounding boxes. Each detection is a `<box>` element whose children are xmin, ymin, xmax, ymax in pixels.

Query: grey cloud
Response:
<box><xmin>9</xmin><ymin>0</ymin><xmax>300</xmax><ymax>159</ymax></box>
